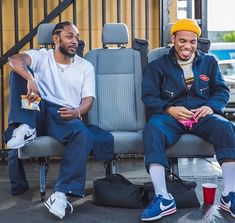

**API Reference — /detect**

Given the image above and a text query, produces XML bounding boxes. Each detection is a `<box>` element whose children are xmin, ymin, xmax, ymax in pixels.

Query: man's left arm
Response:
<box><xmin>59</xmin><ymin>97</ymin><xmax>94</xmax><ymax>120</ymax></box>
<box><xmin>74</xmin><ymin>96</ymin><xmax>94</xmax><ymax>119</ymax></box>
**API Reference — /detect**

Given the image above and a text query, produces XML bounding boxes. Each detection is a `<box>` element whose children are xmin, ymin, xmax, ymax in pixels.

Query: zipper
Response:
<box><xmin>181</xmin><ymin>75</ymin><xmax>189</xmax><ymax>92</ymax></box>
<box><xmin>163</xmin><ymin>88</ymin><xmax>174</xmax><ymax>97</ymax></box>
<box><xmin>200</xmin><ymin>87</ymin><xmax>209</xmax><ymax>94</ymax></box>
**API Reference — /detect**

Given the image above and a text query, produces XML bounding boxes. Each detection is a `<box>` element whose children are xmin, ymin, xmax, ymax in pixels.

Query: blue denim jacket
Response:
<box><xmin>142</xmin><ymin>47</ymin><xmax>230</xmax><ymax>115</ymax></box>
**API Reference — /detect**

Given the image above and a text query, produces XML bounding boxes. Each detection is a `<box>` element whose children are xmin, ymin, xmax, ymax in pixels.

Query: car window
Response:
<box><xmin>219</xmin><ymin>63</ymin><xmax>235</xmax><ymax>76</ymax></box>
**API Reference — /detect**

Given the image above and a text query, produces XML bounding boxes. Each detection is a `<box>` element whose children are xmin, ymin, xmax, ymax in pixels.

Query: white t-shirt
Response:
<box><xmin>24</xmin><ymin>48</ymin><xmax>96</xmax><ymax>108</ymax></box>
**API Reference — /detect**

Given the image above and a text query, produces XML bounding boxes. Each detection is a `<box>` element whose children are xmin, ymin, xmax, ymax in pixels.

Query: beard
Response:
<box><xmin>59</xmin><ymin>45</ymin><xmax>77</xmax><ymax>57</ymax></box>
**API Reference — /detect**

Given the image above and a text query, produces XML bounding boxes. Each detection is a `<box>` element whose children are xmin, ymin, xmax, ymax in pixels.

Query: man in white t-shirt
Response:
<box><xmin>7</xmin><ymin>21</ymin><xmax>96</xmax><ymax>219</ymax></box>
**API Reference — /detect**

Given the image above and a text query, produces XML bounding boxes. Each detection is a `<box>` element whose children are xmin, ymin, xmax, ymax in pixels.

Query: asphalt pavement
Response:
<box><xmin>0</xmin><ymin>157</ymin><xmax>234</xmax><ymax>223</ymax></box>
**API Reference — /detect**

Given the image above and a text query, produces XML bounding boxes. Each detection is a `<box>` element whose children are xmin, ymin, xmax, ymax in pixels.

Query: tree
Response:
<box><xmin>222</xmin><ymin>31</ymin><xmax>235</xmax><ymax>42</ymax></box>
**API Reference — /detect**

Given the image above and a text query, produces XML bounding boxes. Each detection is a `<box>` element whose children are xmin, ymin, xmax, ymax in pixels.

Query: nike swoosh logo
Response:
<box><xmin>160</xmin><ymin>201</ymin><xmax>174</xmax><ymax>211</ymax></box>
<box><xmin>24</xmin><ymin>133</ymin><xmax>34</xmax><ymax>141</ymax></box>
<box><xmin>50</xmin><ymin>197</ymin><xmax>56</xmax><ymax>205</ymax></box>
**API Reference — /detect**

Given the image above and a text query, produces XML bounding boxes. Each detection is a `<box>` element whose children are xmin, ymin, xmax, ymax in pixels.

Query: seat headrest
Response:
<box><xmin>164</xmin><ymin>23</ymin><xmax>174</xmax><ymax>46</ymax></box>
<box><xmin>102</xmin><ymin>23</ymin><xmax>129</xmax><ymax>45</ymax></box>
<box><xmin>37</xmin><ymin>23</ymin><xmax>55</xmax><ymax>45</ymax></box>
<box><xmin>197</xmin><ymin>37</ymin><xmax>211</xmax><ymax>53</ymax></box>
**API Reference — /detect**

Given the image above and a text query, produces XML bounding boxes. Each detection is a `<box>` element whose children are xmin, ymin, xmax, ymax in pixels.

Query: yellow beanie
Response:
<box><xmin>170</xmin><ymin>18</ymin><xmax>201</xmax><ymax>37</ymax></box>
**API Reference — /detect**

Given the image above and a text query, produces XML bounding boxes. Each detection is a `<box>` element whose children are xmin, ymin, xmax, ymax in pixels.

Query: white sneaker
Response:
<box><xmin>45</xmin><ymin>192</ymin><xmax>73</xmax><ymax>219</ymax></box>
<box><xmin>7</xmin><ymin>124</ymin><xmax>36</xmax><ymax>149</ymax></box>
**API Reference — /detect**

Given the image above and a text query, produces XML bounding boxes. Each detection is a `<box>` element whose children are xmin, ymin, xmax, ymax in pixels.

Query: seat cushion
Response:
<box><xmin>112</xmin><ymin>131</ymin><xmax>144</xmax><ymax>154</ymax></box>
<box><xmin>166</xmin><ymin>134</ymin><xmax>214</xmax><ymax>158</ymax></box>
<box><xmin>112</xmin><ymin>132</ymin><xmax>214</xmax><ymax>157</ymax></box>
<box><xmin>18</xmin><ymin>134</ymin><xmax>214</xmax><ymax>159</ymax></box>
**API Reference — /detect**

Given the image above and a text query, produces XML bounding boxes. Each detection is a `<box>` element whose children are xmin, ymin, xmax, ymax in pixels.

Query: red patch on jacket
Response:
<box><xmin>199</xmin><ymin>74</ymin><xmax>209</xmax><ymax>81</ymax></box>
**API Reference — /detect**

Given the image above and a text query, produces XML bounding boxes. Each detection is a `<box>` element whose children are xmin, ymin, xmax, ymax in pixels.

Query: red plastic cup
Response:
<box><xmin>202</xmin><ymin>183</ymin><xmax>217</xmax><ymax>205</ymax></box>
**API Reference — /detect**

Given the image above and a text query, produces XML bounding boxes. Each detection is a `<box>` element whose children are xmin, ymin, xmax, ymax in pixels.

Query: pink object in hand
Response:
<box><xmin>178</xmin><ymin>117</ymin><xmax>198</xmax><ymax>129</ymax></box>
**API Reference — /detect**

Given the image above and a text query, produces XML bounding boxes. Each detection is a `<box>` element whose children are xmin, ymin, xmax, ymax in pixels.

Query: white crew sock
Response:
<box><xmin>149</xmin><ymin>163</ymin><xmax>169</xmax><ymax>199</ymax></box>
<box><xmin>221</xmin><ymin>162</ymin><xmax>235</xmax><ymax>196</ymax></box>
<box><xmin>55</xmin><ymin>191</ymin><xmax>67</xmax><ymax>200</ymax></box>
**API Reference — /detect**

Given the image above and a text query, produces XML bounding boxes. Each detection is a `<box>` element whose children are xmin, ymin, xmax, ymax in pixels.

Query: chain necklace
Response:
<box><xmin>56</xmin><ymin>58</ymin><xmax>74</xmax><ymax>72</ymax></box>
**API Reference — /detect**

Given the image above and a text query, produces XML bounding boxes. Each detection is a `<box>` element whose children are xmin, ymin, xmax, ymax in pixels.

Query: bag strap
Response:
<box><xmin>167</xmin><ymin>172</ymin><xmax>197</xmax><ymax>190</ymax></box>
<box><xmin>167</xmin><ymin>172</ymin><xmax>183</xmax><ymax>182</ymax></box>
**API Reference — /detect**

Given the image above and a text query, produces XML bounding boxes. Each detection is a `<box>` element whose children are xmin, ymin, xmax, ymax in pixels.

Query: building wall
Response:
<box><xmin>169</xmin><ymin>0</ymin><xmax>178</xmax><ymax>22</ymax></box>
<box><xmin>1</xmin><ymin>0</ymin><xmax>162</xmax><ymax>55</ymax></box>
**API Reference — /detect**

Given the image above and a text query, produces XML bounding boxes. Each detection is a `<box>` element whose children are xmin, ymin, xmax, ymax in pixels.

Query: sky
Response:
<box><xmin>208</xmin><ymin>0</ymin><xmax>235</xmax><ymax>31</ymax></box>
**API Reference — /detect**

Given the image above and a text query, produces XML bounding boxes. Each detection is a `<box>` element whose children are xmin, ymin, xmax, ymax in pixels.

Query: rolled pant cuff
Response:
<box><xmin>215</xmin><ymin>148</ymin><xmax>235</xmax><ymax>163</ymax></box>
<box><xmin>144</xmin><ymin>155</ymin><xmax>170</xmax><ymax>173</ymax></box>
<box><xmin>54</xmin><ymin>184</ymin><xmax>85</xmax><ymax>198</ymax></box>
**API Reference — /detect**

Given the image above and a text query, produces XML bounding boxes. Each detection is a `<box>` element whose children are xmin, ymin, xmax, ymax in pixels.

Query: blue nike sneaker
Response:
<box><xmin>220</xmin><ymin>192</ymin><xmax>235</xmax><ymax>218</ymax></box>
<box><xmin>141</xmin><ymin>194</ymin><xmax>177</xmax><ymax>221</ymax></box>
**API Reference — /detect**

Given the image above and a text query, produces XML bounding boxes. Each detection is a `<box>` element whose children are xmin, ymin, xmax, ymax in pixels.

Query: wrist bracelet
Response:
<box><xmin>76</xmin><ymin>108</ymin><xmax>82</xmax><ymax>120</ymax></box>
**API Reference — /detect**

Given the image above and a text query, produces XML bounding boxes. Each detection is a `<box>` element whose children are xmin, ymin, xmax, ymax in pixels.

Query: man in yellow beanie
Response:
<box><xmin>141</xmin><ymin>18</ymin><xmax>235</xmax><ymax>221</ymax></box>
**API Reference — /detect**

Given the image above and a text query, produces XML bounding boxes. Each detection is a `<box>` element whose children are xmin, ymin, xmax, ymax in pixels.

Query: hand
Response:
<box><xmin>27</xmin><ymin>78</ymin><xmax>39</xmax><ymax>102</ymax></box>
<box><xmin>165</xmin><ymin>106</ymin><xmax>194</xmax><ymax>120</ymax></box>
<box><xmin>191</xmin><ymin>106</ymin><xmax>213</xmax><ymax>119</ymax></box>
<box><xmin>58</xmin><ymin>107</ymin><xmax>80</xmax><ymax>120</ymax></box>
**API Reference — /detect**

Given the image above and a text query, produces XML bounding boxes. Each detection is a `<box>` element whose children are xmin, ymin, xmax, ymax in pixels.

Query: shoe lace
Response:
<box><xmin>12</xmin><ymin>126</ymin><xmax>27</xmax><ymax>137</ymax></box>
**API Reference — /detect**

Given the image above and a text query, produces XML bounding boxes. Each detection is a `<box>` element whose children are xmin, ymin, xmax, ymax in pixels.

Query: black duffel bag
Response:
<box><xmin>144</xmin><ymin>173</ymin><xmax>200</xmax><ymax>208</ymax></box>
<box><xmin>93</xmin><ymin>174</ymin><xmax>147</xmax><ymax>209</ymax></box>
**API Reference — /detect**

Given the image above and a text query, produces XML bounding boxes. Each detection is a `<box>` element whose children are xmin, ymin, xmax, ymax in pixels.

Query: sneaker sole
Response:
<box><xmin>220</xmin><ymin>203</ymin><xmax>235</xmax><ymax>218</ymax></box>
<box><xmin>7</xmin><ymin>131</ymin><xmax>36</xmax><ymax>149</ymax></box>
<box><xmin>141</xmin><ymin>207</ymin><xmax>177</xmax><ymax>221</ymax></box>
<box><xmin>44</xmin><ymin>201</ymin><xmax>64</xmax><ymax>219</ymax></box>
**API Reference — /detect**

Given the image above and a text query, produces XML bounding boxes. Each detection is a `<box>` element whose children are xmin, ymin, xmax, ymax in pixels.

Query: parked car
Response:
<box><xmin>218</xmin><ymin>59</ymin><xmax>235</xmax><ymax>118</ymax></box>
<box><xmin>209</xmin><ymin>42</ymin><xmax>235</xmax><ymax>60</ymax></box>
<box><xmin>208</xmin><ymin>43</ymin><xmax>235</xmax><ymax>118</ymax></box>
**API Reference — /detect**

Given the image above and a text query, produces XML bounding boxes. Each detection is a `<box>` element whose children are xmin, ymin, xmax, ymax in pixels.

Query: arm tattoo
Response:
<box><xmin>21</xmin><ymin>54</ymin><xmax>30</xmax><ymax>72</ymax></box>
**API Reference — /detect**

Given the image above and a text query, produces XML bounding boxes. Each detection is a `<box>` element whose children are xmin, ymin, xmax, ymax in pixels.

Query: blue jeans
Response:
<box><xmin>8</xmin><ymin>150</ymin><xmax>29</xmax><ymax>195</ymax></box>
<box><xmin>143</xmin><ymin>113</ymin><xmax>235</xmax><ymax>169</ymax></box>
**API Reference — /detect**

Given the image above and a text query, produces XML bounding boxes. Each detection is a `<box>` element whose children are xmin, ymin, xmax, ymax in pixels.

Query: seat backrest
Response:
<box><xmin>148</xmin><ymin>23</ymin><xmax>173</xmax><ymax>63</ymax></box>
<box><xmin>37</xmin><ymin>23</ymin><xmax>55</xmax><ymax>45</ymax></box>
<box><xmin>197</xmin><ymin>37</ymin><xmax>211</xmax><ymax>53</ymax></box>
<box><xmin>85</xmin><ymin>23</ymin><xmax>145</xmax><ymax>131</ymax></box>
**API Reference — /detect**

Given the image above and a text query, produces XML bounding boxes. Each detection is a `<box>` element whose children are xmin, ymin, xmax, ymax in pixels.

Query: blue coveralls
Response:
<box><xmin>7</xmin><ymin>71</ymin><xmax>93</xmax><ymax>197</ymax></box>
<box><xmin>142</xmin><ymin>47</ymin><xmax>235</xmax><ymax>169</ymax></box>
